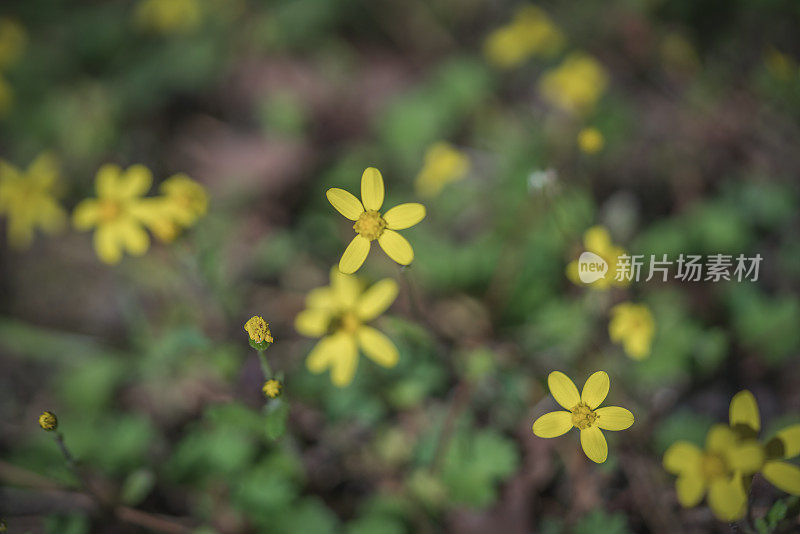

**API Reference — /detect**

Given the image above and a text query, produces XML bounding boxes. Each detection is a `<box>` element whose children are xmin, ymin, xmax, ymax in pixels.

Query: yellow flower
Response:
<box><xmin>577</xmin><ymin>127</ymin><xmax>604</xmax><ymax>154</ymax></box>
<box><xmin>765</xmin><ymin>47</ymin><xmax>797</xmax><ymax>81</ymax></box>
<box><xmin>484</xmin><ymin>5</ymin><xmax>564</xmax><ymax>69</ymax></box>
<box><xmin>295</xmin><ymin>268</ymin><xmax>400</xmax><ymax>387</ymax></box>
<box><xmin>608</xmin><ymin>302</ymin><xmax>654</xmax><ymax>360</ymax></box>
<box><xmin>135</xmin><ymin>0</ymin><xmax>202</xmax><ymax>34</ymax></box>
<box><xmin>414</xmin><ymin>142</ymin><xmax>470</xmax><ymax>198</ymax></box>
<box><xmin>327</xmin><ymin>167</ymin><xmax>425</xmax><ymax>274</ymax></box>
<box><xmin>0</xmin><ymin>153</ymin><xmax>67</xmax><ymax>248</ymax></box>
<box><xmin>0</xmin><ymin>18</ymin><xmax>26</xmax><ymax>69</ymax></box>
<box><xmin>663</xmin><ymin>424</ymin><xmax>760</xmax><ymax>521</ymax></box>
<box><xmin>38</xmin><ymin>411</ymin><xmax>58</xmax><ymax>431</ymax></box>
<box><xmin>262</xmin><ymin>379</ymin><xmax>283</xmax><ymax>398</ymax></box>
<box><xmin>245</xmin><ymin>316</ymin><xmax>273</xmax><ymax>345</ymax></box>
<box><xmin>730</xmin><ymin>390</ymin><xmax>800</xmax><ymax>496</ymax></box>
<box><xmin>532</xmin><ymin>371</ymin><xmax>633</xmax><ymax>463</ymax></box>
<box><xmin>539</xmin><ymin>53</ymin><xmax>608</xmax><ymax>115</ymax></box>
<box><xmin>137</xmin><ymin>174</ymin><xmax>208</xmax><ymax>242</ymax></box>
<box><xmin>566</xmin><ymin>225</ymin><xmax>629</xmax><ymax>290</ymax></box>
<box><xmin>72</xmin><ymin>164</ymin><xmax>159</xmax><ymax>264</ymax></box>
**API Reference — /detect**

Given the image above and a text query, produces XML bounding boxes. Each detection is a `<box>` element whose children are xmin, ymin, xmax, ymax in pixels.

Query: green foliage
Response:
<box><xmin>440</xmin><ymin>428</ymin><xmax>520</xmax><ymax>508</ymax></box>
<box><xmin>573</xmin><ymin>509</ymin><xmax>631</xmax><ymax>534</ymax></box>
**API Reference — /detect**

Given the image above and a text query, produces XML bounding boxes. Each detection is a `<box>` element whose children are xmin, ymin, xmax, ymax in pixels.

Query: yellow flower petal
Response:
<box><xmin>383</xmin><ymin>203</ymin><xmax>426</xmax><ymax>230</ymax></box>
<box><xmin>580</xmin><ymin>426</ymin><xmax>608</xmax><ymax>463</ymax></box>
<box><xmin>360</xmin><ymin>167</ymin><xmax>384</xmax><ymax>211</ymax></box>
<box><xmin>581</xmin><ymin>370</ymin><xmax>609</xmax><ymax>409</ymax></box>
<box><xmin>547</xmin><ymin>371</ymin><xmax>580</xmax><ymax>410</ymax></box>
<box><xmin>675</xmin><ymin>475</ymin><xmax>706</xmax><ymax>507</ymax></box>
<box><xmin>355</xmin><ymin>278</ymin><xmax>398</xmax><ymax>321</ymax></box>
<box><xmin>706</xmin><ymin>424</ymin><xmax>736</xmax><ymax>454</ymax></box>
<box><xmin>93</xmin><ymin>224</ymin><xmax>122</xmax><ymax>264</ymax></box>
<box><xmin>306</xmin><ymin>287</ymin><xmax>336</xmax><ymax>310</ymax></box>
<box><xmin>119</xmin><ymin>165</ymin><xmax>153</xmax><ymax>199</ymax></box>
<box><xmin>773</xmin><ymin>424</ymin><xmax>800</xmax><ymax>459</ymax></box>
<box><xmin>306</xmin><ymin>335</ymin><xmax>337</xmax><ymax>372</ymax></box>
<box><xmin>663</xmin><ymin>441</ymin><xmax>702</xmax><ymax>475</ymax></box>
<box><xmin>378</xmin><ymin>229</ymin><xmax>414</xmax><ymax>265</ymax></box>
<box><xmin>707</xmin><ymin>475</ymin><xmax>747</xmax><ymax>521</ymax></box>
<box><xmin>330</xmin><ymin>333</ymin><xmax>358</xmax><ymax>387</ymax></box>
<box><xmin>729</xmin><ymin>389</ymin><xmax>760</xmax><ymax>436</ymax></box>
<box><xmin>295</xmin><ymin>309</ymin><xmax>331</xmax><ymax>337</ymax></box>
<box><xmin>72</xmin><ymin>199</ymin><xmax>101</xmax><ymax>229</ymax></box>
<box><xmin>96</xmin><ymin>164</ymin><xmax>122</xmax><ymax>198</ymax></box>
<box><xmin>339</xmin><ymin>235</ymin><xmax>371</xmax><ymax>274</ymax></box>
<box><xmin>532</xmin><ymin>411</ymin><xmax>573</xmax><ymax>438</ymax></box>
<box><xmin>326</xmin><ymin>188</ymin><xmax>364</xmax><ymax>221</ymax></box>
<box><xmin>330</xmin><ymin>267</ymin><xmax>362</xmax><ymax>308</ymax></box>
<box><xmin>725</xmin><ymin>441</ymin><xmax>764</xmax><ymax>475</ymax></box>
<box><xmin>595</xmin><ymin>406</ymin><xmax>634</xmax><ymax>431</ymax></box>
<box><xmin>762</xmin><ymin>460</ymin><xmax>800</xmax><ymax>495</ymax></box>
<box><xmin>119</xmin><ymin>219</ymin><xmax>149</xmax><ymax>256</ymax></box>
<box><xmin>356</xmin><ymin>325</ymin><xmax>399</xmax><ymax>368</ymax></box>
<box><xmin>584</xmin><ymin>225</ymin><xmax>611</xmax><ymax>254</ymax></box>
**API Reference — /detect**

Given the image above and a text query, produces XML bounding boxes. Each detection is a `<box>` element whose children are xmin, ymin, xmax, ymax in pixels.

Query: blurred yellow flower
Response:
<box><xmin>73</xmin><ymin>164</ymin><xmax>159</xmax><ymax>264</ymax></box>
<box><xmin>0</xmin><ymin>18</ymin><xmax>26</xmax><ymax>69</ymax></box>
<box><xmin>484</xmin><ymin>6</ymin><xmax>564</xmax><ymax>69</ymax></box>
<box><xmin>539</xmin><ymin>53</ymin><xmax>608</xmax><ymax>115</ymax></box>
<box><xmin>608</xmin><ymin>302</ymin><xmax>654</xmax><ymax>360</ymax></box>
<box><xmin>135</xmin><ymin>0</ymin><xmax>202</xmax><ymax>34</ymax></box>
<box><xmin>327</xmin><ymin>167</ymin><xmax>425</xmax><ymax>274</ymax></box>
<box><xmin>138</xmin><ymin>174</ymin><xmax>208</xmax><ymax>242</ymax></box>
<box><xmin>663</xmin><ymin>424</ymin><xmax>760</xmax><ymax>521</ymax></box>
<box><xmin>262</xmin><ymin>379</ymin><xmax>282</xmax><ymax>398</ymax></box>
<box><xmin>729</xmin><ymin>390</ymin><xmax>800</xmax><ymax>496</ymax></box>
<box><xmin>765</xmin><ymin>47</ymin><xmax>797</xmax><ymax>81</ymax></box>
<box><xmin>295</xmin><ymin>268</ymin><xmax>400</xmax><ymax>387</ymax></box>
<box><xmin>577</xmin><ymin>127</ymin><xmax>604</xmax><ymax>154</ymax></box>
<box><xmin>0</xmin><ymin>153</ymin><xmax>67</xmax><ymax>249</ymax></box>
<box><xmin>566</xmin><ymin>225</ymin><xmax>629</xmax><ymax>289</ymax></box>
<box><xmin>414</xmin><ymin>142</ymin><xmax>470</xmax><ymax>198</ymax></box>
<box><xmin>532</xmin><ymin>371</ymin><xmax>633</xmax><ymax>463</ymax></box>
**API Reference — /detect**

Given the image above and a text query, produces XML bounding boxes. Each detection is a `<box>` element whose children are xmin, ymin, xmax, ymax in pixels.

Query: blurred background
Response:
<box><xmin>1</xmin><ymin>0</ymin><xmax>800</xmax><ymax>532</ymax></box>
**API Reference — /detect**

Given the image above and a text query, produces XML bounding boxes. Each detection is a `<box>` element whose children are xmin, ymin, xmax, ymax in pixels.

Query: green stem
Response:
<box><xmin>257</xmin><ymin>350</ymin><xmax>273</xmax><ymax>380</ymax></box>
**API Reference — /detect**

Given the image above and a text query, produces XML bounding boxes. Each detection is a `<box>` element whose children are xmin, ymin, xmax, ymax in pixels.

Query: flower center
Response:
<box><xmin>571</xmin><ymin>403</ymin><xmax>597</xmax><ymax>430</ymax></box>
<box><xmin>331</xmin><ymin>312</ymin><xmax>361</xmax><ymax>334</ymax></box>
<box><xmin>99</xmin><ymin>200</ymin><xmax>122</xmax><ymax>222</ymax></box>
<box><xmin>353</xmin><ymin>210</ymin><xmax>386</xmax><ymax>241</ymax></box>
<box><xmin>701</xmin><ymin>453</ymin><xmax>727</xmax><ymax>480</ymax></box>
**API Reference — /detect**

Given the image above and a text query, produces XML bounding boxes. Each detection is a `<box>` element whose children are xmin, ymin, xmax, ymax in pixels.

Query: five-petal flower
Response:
<box><xmin>532</xmin><ymin>371</ymin><xmax>634</xmax><ymax>463</ymax></box>
<box><xmin>326</xmin><ymin>167</ymin><xmax>425</xmax><ymax>274</ymax></box>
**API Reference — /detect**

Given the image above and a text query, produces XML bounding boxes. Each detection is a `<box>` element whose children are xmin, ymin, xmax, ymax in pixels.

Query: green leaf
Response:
<box><xmin>265</xmin><ymin>399</ymin><xmax>290</xmax><ymax>440</ymax></box>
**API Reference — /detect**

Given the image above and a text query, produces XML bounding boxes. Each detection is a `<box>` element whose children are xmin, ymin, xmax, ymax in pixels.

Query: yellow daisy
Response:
<box><xmin>295</xmin><ymin>268</ymin><xmax>400</xmax><ymax>387</ymax></box>
<box><xmin>608</xmin><ymin>302</ymin><xmax>655</xmax><ymax>360</ymax></box>
<box><xmin>414</xmin><ymin>142</ymin><xmax>470</xmax><ymax>198</ymax></box>
<box><xmin>0</xmin><ymin>153</ymin><xmax>67</xmax><ymax>248</ymax></box>
<box><xmin>326</xmin><ymin>167</ymin><xmax>425</xmax><ymax>274</ymax></box>
<box><xmin>137</xmin><ymin>173</ymin><xmax>208</xmax><ymax>242</ymax></box>
<box><xmin>566</xmin><ymin>225</ymin><xmax>629</xmax><ymax>290</ymax></box>
<box><xmin>663</xmin><ymin>423</ymin><xmax>760</xmax><ymax>521</ymax></box>
<box><xmin>532</xmin><ymin>371</ymin><xmax>634</xmax><ymax>463</ymax></box>
<box><xmin>483</xmin><ymin>5</ymin><xmax>564</xmax><ymax>69</ymax></box>
<box><xmin>539</xmin><ymin>53</ymin><xmax>608</xmax><ymax>116</ymax></box>
<box><xmin>729</xmin><ymin>390</ymin><xmax>800</xmax><ymax>496</ymax></box>
<box><xmin>73</xmin><ymin>164</ymin><xmax>158</xmax><ymax>264</ymax></box>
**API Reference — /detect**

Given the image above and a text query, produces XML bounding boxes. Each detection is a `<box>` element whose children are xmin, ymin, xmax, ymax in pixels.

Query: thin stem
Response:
<box><xmin>257</xmin><ymin>350</ymin><xmax>273</xmax><ymax>380</ymax></box>
<box><xmin>51</xmin><ymin>432</ymin><xmax>107</xmax><ymax>509</ymax></box>
<box><xmin>399</xmin><ymin>265</ymin><xmax>424</xmax><ymax>321</ymax></box>
<box><xmin>430</xmin><ymin>380</ymin><xmax>473</xmax><ymax>474</ymax></box>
